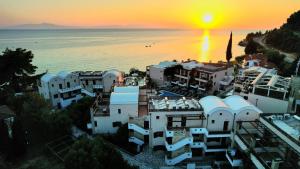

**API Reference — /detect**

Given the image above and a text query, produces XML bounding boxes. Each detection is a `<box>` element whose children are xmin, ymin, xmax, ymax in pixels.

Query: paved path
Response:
<box><xmin>253</xmin><ymin>36</ymin><xmax>297</xmax><ymax>63</ymax></box>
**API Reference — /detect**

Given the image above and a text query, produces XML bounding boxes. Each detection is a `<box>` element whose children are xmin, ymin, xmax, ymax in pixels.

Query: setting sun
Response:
<box><xmin>203</xmin><ymin>14</ymin><xmax>213</xmax><ymax>23</ymax></box>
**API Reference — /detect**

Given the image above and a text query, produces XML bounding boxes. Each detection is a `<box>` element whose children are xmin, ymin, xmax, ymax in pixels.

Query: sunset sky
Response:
<box><xmin>0</xmin><ymin>0</ymin><xmax>299</xmax><ymax>29</ymax></box>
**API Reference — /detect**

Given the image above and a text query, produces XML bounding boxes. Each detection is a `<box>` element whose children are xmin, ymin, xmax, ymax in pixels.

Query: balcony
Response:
<box><xmin>58</xmin><ymin>85</ymin><xmax>82</xmax><ymax>93</ymax></box>
<box><xmin>93</xmin><ymin>85</ymin><xmax>103</xmax><ymax>89</ymax></box>
<box><xmin>128</xmin><ymin>117</ymin><xmax>149</xmax><ymax>135</ymax></box>
<box><xmin>165</xmin><ymin>129</ymin><xmax>193</xmax><ymax>151</ymax></box>
<box><xmin>165</xmin><ymin>146</ymin><xmax>192</xmax><ymax>165</ymax></box>
<box><xmin>171</xmin><ymin>80</ymin><xmax>179</xmax><ymax>85</ymax></box>
<box><xmin>190</xmin><ymin>84</ymin><xmax>199</xmax><ymax>89</ymax></box>
<box><xmin>59</xmin><ymin>94</ymin><xmax>82</xmax><ymax>108</ymax></box>
<box><xmin>206</xmin><ymin>130</ymin><xmax>231</xmax><ymax>138</ymax></box>
<box><xmin>204</xmin><ymin>144</ymin><xmax>228</xmax><ymax>153</ymax></box>
<box><xmin>226</xmin><ymin>149</ymin><xmax>243</xmax><ymax>167</ymax></box>
<box><xmin>178</xmin><ymin>81</ymin><xmax>187</xmax><ymax>87</ymax></box>
<box><xmin>129</xmin><ymin>131</ymin><xmax>145</xmax><ymax>145</ymax></box>
<box><xmin>81</xmin><ymin>88</ymin><xmax>96</xmax><ymax>97</ymax></box>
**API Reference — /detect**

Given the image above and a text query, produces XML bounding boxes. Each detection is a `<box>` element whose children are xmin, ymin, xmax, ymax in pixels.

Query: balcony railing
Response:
<box><xmin>226</xmin><ymin>149</ymin><xmax>243</xmax><ymax>167</ymax></box>
<box><xmin>58</xmin><ymin>85</ymin><xmax>82</xmax><ymax>93</ymax></box>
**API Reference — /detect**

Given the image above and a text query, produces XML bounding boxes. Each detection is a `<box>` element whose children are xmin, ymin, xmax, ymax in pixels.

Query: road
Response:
<box><xmin>253</xmin><ymin>36</ymin><xmax>297</xmax><ymax>63</ymax></box>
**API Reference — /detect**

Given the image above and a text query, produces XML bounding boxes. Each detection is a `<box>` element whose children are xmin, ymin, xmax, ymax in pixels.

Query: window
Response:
<box><xmin>67</xmin><ymin>82</ymin><xmax>70</xmax><ymax>88</ymax></box>
<box><xmin>53</xmin><ymin>94</ymin><xmax>58</xmax><ymax>99</ymax></box>
<box><xmin>154</xmin><ymin>131</ymin><xmax>163</xmax><ymax>138</ymax></box>
<box><xmin>112</xmin><ymin>121</ymin><xmax>122</xmax><ymax>127</ymax></box>
<box><xmin>94</xmin><ymin>121</ymin><xmax>98</xmax><ymax>127</ymax></box>
<box><xmin>219</xmin><ymin>113</ymin><xmax>222</xmax><ymax>116</ymax></box>
<box><xmin>85</xmin><ymin>80</ymin><xmax>89</xmax><ymax>85</ymax></box>
<box><xmin>74</xmin><ymin>79</ymin><xmax>76</xmax><ymax>82</ymax></box>
<box><xmin>93</xmin><ymin>80</ymin><xmax>96</xmax><ymax>85</ymax></box>
<box><xmin>246</xmin><ymin>112</ymin><xmax>249</xmax><ymax>115</ymax></box>
<box><xmin>213</xmin><ymin>82</ymin><xmax>216</xmax><ymax>86</ymax></box>
<box><xmin>156</xmin><ymin>116</ymin><xmax>160</xmax><ymax>119</ymax></box>
<box><xmin>225</xmin><ymin>72</ymin><xmax>227</xmax><ymax>76</ymax></box>
<box><xmin>211</xmin><ymin>120</ymin><xmax>215</xmax><ymax>124</ymax></box>
<box><xmin>59</xmin><ymin>84</ymin><xmax>62</xmax><ymax>89</ymax></box>
<box><xmin>118</xmin><ymin>109</ymin><xmax>121</xmax><ymax>114</ymax></box>
<box><xmin>51</xmin><ymin>84</ymin><xmax>54</xmax><ymax>87</ymax></box>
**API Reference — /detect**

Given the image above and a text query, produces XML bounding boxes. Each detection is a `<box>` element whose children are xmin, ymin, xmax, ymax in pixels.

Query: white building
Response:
<box><xmin>89</xmin><ymin>86</ymin><xmax>139</xmax><ymax>134</ymax></box>
<box><xmin>234</xmin><ymin>67</ymin><xmax>291</xmax><ymax>113</ymax></box>
<box><xmin>146</xmin><ymin>61</ymin><xmax>178</xmax><ymax>86</ymax></box>
<box><xmin>231</xmin><ymin>113</ymin><xmax>300</xmax><ymax>168</ymax></box>
<box><xmin>128</xmin><ymin>95</ymin><xmax>262</xmax><ymax>167</ymax></box>
<box><xmin>38</xmin><ymin>69</ymin><xmax>124</xmax><ymax>108</ymax></box>
<box><xmin>38</xmin><ymin>71</ymin><xmax>82</xmax><ymax>108</ymax></box>
<box><xmin>148</xmin><ymin>60</ymin><xmax>234</xmax><ymax>93</ymax></box>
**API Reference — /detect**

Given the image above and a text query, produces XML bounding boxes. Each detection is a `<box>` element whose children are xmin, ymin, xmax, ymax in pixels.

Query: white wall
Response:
<box><xmin>93</xmin><ymin>103</ymin><xmax>138</xmax><ymax>134</ymax></box>
<box><xmin>149</xmin><ymin>66</ymin><xmax>165</xmax><ymax>86</ymax></box>
<box><xmin>248</xmin><ymin>93</ymin><xmax>289</xmax><ymax>113</ymax></box>
<box><xmin>205</xmin><ymin>110</ymin><xmax>234</xmax><ymax>132</ymax></box>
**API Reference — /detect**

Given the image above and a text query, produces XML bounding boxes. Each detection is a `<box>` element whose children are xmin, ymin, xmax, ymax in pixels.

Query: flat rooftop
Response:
<box><xmin>73</xmin><ymin>71</ymin><xmax>103</xmax><ymax>76</ymax></box>
<box><xmin>263</xmin><ymin>114</ymin><xmax>300</xmax><ymax>143</ymax></box>
<box><xmin>149</xmin><ymin>96</ymin><xmax>202</xmax><ymax>111</ymax></box>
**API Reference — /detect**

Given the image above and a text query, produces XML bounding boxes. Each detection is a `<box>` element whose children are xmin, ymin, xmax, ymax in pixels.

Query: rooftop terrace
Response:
<box><xmin>149</xmin><ymin>96</ymin><xmax>202</xmax><ymax>111</ymax></box>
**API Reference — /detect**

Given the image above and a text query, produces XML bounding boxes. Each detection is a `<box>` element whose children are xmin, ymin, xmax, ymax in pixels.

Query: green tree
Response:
<box><xmin>0</xmin><ymin>120</ymin><xmax>11</xmax><ymax>158</ymax></box>
<box><xmin>66</xmin><ymin>97</ymin><xmax>94</xmax><ymax>132</ymax></box>
<box><xmin>0</xmin><ymin>48</ymin><xmax>37</xmax><ymax>92</ymax></box>
<box><xmin>245</xmin><ymin>39</ymin><xmax>259</xmax><ymax>54</ymax></box>
<box><xmin>64</xmin><ymin>137</ymin><xmax>137</xmax><ymax>169</ymax></box>
<box><xmin>226</xmin><ymin>32</ymin><xmax>233</xmax><ymax>64</ymax></box>
<box><xmin>12</xmin><ymin>117</ymin><xmax>27</xmax><ymax>157</ymax></box>
<box><xmin>44</xmin><ymin>111</ymin><xmax>72</xmax><ymax>139</ymax></box>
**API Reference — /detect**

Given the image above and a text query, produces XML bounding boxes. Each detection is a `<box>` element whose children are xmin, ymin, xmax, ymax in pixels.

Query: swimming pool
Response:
<box><xmin>159</xmin><ymin>90</ymin><xmax>182</xmax><ymax>97</ymax></box>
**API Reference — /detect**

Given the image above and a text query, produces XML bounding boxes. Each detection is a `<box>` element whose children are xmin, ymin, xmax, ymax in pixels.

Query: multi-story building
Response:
<box><xmin>231</xmin><ymin>113</ymin><xmax>300</xmax><ymax>169</ymax></box>
<box><xmin>234</xmin><ymin>67</ymin><xmax>291</xmax><ymax>113</ymax></box>
<box><xmin>127</xmin><ymin>95</ymin><xmax>262</xmax><ymax>167</ymax></box>
<box><xmin>146</xmin><ymin>61</ymin><xmax>178</xmax><ymax>86</ymax></box>
<box><xmin>148</xmin><ymin>60</ymin><xmax>234</xmax><ymax>93</ymax></box>
<box><xmin>89</xmin><ymin>86</ymin><xmax>140</xmax><ymax>134</ymax></box>
<box><xmin>38</xmin><ymin>71</ymin><xmax>82</xmax><ymax>108</ymax></box>
<box><xmin>38</xmin><ymin>69</ymin><xmax>124</xmax><ymax>108</ymax></box>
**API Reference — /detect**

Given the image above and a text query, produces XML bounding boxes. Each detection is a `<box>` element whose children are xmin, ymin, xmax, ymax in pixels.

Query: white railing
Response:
<box><xmin>81</xmin><ymin>88</ymin><xmax>96</xmax><ymax>97</ymax></box>
<box><xmin>129</xmin><ymin>137</ymin><xmax>144</xmax><ymax>145</ymax></box>
<box><xmin>165</xmin><ymin>151</ymin><xmax>192</xmax><ymax>165</ymax></box>
<box><xmin>203</xmin><ymin>144</ymin><xmax>227</xmax><ymax>153</ymax></box>
<box><xmin>190</xmin><ymin>128</ymin><xmax>231</xmax><ymax>138</ymax></box>
<box><xmin>226</xmin><ymin>150</ymin><xmax>243</xmax><ymax>167</ymax></box>
<box><xmin>58</xmin><ymin>85</ymin><xmax>82</xmax><ymax>93</ymax></box>
<box><xmin>59</xmin><ymin>95</ymin><xmax>82</xmax><ymax>108</ymax></box>
<box><xmin>165</xmin><ymin>137</ymin><xmax>193</xmax><ymax>151</ymax></box>
<box><xmin>191</xmin><ymin>142</ymin><xmax>205</xmax><ymax>148</ymax></box>
<box><xmin>128</xmin><ymin>123</ymin><xmax>149</xmax><ymax>135</ymax></box>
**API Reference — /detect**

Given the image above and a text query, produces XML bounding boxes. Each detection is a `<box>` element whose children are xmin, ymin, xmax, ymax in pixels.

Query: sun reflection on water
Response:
<box><xmin>200</xmin><ymin>30</ymin><xmax>210</xmax><ymax>62</ymax></box>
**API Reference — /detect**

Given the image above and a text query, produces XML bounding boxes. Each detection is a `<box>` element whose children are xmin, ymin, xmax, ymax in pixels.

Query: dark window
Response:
<box><xmin>59</xmin><ymin>84</ymin><xmax>62</xmax><ymax>89</ymax></box>
<box><xmin>181</xmin><ymin>116</ymin><xmax>186</xmax><ymax>127</ymax></box>
<box><xmin>112</xmin><ymin>121</ymin><xmax>122</xmax><ymax>127</ymax></box>
<box><xmin>51</xmin><ymin>84</ymin><xmax>54</xmax><ymax>87</ymax></box>
<box><xmin>74</xmin><ymin>79</ymin><xmax>76</xmax><ymax>82</ymax></box>
<box><xmin>154</xmin><ymin>131</ymin><xmax>163</xmax><ymax>138</ymax></box>
<box><xmin>246</xmin><ymin>112</ymin><xmax>249</xmax><ymax>115</ymax></box>
<box><xmin>67</xmin><ymin>82</ymin><xmax>70</xmax><ymax>88</ymax></box>
<box><xmin>93</xmin><ymin>80</ymin><xmax>96</xmax><ymax>85</ymax></box>
<box><xmin>219</xmin><ymin>113</ymin><xmax>222</xmax><ymax>116</ymax></box>
<box><xmin>53</xmin><ymin>94</ymin><xmax>58</xmax><ymax>98</ymax></box>
<box><xmin>214</xmin><ymin>82</ymin><xmax>216</xmax><ymax>86</ymax></box>
<box><xmin>85</xmin><ymin>80</ymin><xmax>89</xmax><ymax>85</ymax></box>
<box><xmin>244</xmin><ymin>96</ymin><xmax>248</xmax><ymax>100</ymax></box>
<box><xmin>211</xmin><ymin>120</ymin><xmax>215</xmax><ymax>124</ymax></box>
<box><xmin>94</xmin><ymin>121</ymin><xmax>98</xmax><ymax>127</ymax></box>
<box><xmin>156</xmin><ymin>116</ymin><xmax>160</xmax><ymax>119</ymax></box>
<box><xmin>118</xmin><ymin>109</ymin><xmax>121</xmax><ymax>114</ymax></box>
